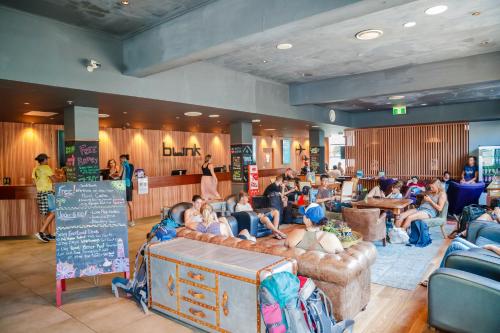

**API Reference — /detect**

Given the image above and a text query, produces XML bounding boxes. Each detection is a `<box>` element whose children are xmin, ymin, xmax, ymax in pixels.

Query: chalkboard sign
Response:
<box><xmin>309</xmin><ymin>146</ymin><xmax>325</xmax><ymax>174</ymax></box>
<box><xmin>65</xmin><ymin>141</ymin><xmax>100</xmax><ymax>182</ymax></box>
<box><xmin>55</xmin><ymin>181</ymin><xmax>129</xmax><ymax>280</ymax></box>
<box><xmin>231</xmin><ymin>144</ymin><xmax>253</xmax><ymax>183</ymax></box>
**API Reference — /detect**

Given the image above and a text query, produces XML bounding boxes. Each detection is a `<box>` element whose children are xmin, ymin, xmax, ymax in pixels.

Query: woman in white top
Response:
<box><xmin>235</xmin><ymin>192</ymin><xmax>287</xmax><ymax>239</ymax></box>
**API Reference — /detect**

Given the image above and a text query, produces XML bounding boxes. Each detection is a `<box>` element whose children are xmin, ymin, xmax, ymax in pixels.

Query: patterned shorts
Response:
<box><xmin>37</xmin><ymin>191</ymin><xmax>54</xmax><ymax>216</ymax></box>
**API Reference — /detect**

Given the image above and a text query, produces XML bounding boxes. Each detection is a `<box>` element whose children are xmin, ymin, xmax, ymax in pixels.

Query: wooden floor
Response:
<box><xmin>0</xmin><ymin>216</ymin><xmax>450</xmax><ymax>333</ymax></box>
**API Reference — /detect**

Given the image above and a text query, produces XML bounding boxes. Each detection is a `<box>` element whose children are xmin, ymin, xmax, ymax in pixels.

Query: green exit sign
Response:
<box><xmin>392</xmin><ymin>105</ymin><xmax>407</xmax><ymax>115</ymax></box>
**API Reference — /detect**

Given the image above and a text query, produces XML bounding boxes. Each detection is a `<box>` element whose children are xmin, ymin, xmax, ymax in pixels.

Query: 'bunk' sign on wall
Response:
<box><xmin>55</xmin><ymin>181</ymin><xmax>129</xmax><ymax>280</ymax></box>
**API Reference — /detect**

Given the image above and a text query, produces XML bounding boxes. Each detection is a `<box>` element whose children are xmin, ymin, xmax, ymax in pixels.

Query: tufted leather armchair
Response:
<box><xmin>176</xmin><ymin>227</ymin><xmax>377</xmax><ymax>320</ymax></box>
<box><xmin>342</xmin><ymin>207</ymin><xmax>387</xmax><ymax>246</ymax></box>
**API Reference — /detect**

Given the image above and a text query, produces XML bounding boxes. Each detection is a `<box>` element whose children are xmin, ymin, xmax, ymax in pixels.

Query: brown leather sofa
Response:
<box><xmin>342</xmin><ymin>207</ymin><xmax>387</xmax><ymax>246</ymax></box>
<box><xmin>176</xmin><ymin>227</ymin><xmax>377</xmax><ymax>320</ymax></box>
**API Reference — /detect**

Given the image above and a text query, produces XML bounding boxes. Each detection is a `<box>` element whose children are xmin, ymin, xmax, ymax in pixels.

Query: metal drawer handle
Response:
<box><xmin>222</xmin><ymin>291</ymin><xmax>229</xmax><ymax>316</ymax></box>
<box><xmin>189</xmin><ymin>307</ymin><xmax>206</xmax><ymax>319</ymax></box>
<box><xmin>188</xmin><ymin>289</ymin><xmax>205</xmax><ymax>300</ymax></box>
<box><xmin>188</xmin><ymin>271</ymin><xmax>205</xmax><ymax>281</ymax></box>
<box><xmin>167</xmin><ymin>274</ymin><xmax>175</xmax><ymax>296</ymax></box>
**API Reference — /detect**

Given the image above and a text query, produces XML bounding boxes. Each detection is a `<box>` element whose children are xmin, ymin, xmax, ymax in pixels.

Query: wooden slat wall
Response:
<box><xmin>345</xmin><ymin>122</ymin><xmax>469</xmax><ymax>178</ymax></box>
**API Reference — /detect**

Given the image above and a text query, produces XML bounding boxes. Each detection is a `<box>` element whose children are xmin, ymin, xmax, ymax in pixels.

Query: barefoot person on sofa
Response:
<box><xmin>395</xmin><ymin>179</ymin><xmax>447</xmax><ymax>229</ymax></box>
<box><xmin>185</xmin><ymin>195</ymin><xmax>254</xmax><ymax>240</ymax></box>
<box><xmin>235</xmin><ymin>191</ymin><xmax>287</xmax><ymax>239</ymax></box>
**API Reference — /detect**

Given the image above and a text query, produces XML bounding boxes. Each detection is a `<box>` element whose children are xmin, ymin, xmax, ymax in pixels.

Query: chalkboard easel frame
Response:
<box><xmin>54</xmin><ymin>181</ymin><xmax>130</xmax><ymax>307</ymax></box>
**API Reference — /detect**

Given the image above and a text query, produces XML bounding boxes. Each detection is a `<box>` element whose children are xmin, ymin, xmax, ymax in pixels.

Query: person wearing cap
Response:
<box><xmin>32</xmin><ymin>153</ymin><xmax>62</xmax><ymax>242</ymax></box>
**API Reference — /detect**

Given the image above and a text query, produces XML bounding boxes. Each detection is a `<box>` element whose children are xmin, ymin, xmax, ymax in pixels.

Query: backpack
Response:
<box><xmin>408</xmin><ymin>221</ymin><xmax>432</xmax><ymax>247</ymax></box>
<box><xmin>111</xmin><ymin>241</ymin><xmax>149</xmax><ymax>313</ymax></box>
<box><xmin>298</xmin><ymin>276</ymin><xmax>355</xmax><ymax>333</ymax></box>
<box><xmin>458</xmin><ymin>204</ymin><xmax>486</xmax><ymax>232</ymax></box>
<box><xmin>259</xmin><ymin>272</ymin><xmax>310</xmax><ymax>333</ymax></box>
<box><xmin>111</xmin><ymin>220</ymin><xmax>177</xmax><ymax>313</ymax></box>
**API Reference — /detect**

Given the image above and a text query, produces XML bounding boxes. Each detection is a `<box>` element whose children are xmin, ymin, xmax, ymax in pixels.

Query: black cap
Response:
<box><xmin>35</xmin><ymin>153</ymin><xmax>49</xmax><ymax>162</ymax></box>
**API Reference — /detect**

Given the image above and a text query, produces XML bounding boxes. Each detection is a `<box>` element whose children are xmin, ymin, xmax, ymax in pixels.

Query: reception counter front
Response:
<box><xmin>0</xmin><ymin>169</ymin><xmax>285</xmax><ymax>237</ymax></box>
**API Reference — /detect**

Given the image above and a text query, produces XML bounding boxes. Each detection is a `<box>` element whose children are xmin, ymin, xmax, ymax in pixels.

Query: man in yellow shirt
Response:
<box><xmin>32</xmin><ymin>153</ymin><xmax>60</xmax><ymax>242</ymax></box>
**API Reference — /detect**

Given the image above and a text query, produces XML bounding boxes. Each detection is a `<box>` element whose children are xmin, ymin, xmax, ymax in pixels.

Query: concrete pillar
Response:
<box><xmin>309</xmin><ymin>128</ymin><xmax>326</xmax><ymax>174</ymax></box>
<box><xmin>63</xmin><ymin>106</ymin><xmax>100</xmax><ymax>182</ymax></box>
<box><xmin>229</xmin><ymin>121</ymin><xmax>253</xmax><ymax>194</ymax></box>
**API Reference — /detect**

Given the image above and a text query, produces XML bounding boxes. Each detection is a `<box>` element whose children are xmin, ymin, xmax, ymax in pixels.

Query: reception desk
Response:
<box><xmin>0</xmin><ymin>168</ymin><xmax>286</xmax><ymax>236</ymax></box>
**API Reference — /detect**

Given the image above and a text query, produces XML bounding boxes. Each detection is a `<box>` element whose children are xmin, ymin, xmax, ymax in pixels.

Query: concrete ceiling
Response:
<box><xmin>0</xmin><ymin>80</ymin><xmax>343</xmax><ymax>136</ymax></box>
<box><xmin>326</xmin><ymin>80</ymin><xmax>500</xmax><ymax>112</ymax></box>
<box><xmin>0</xmin><ymin>0</ymin><xmax>215</xmax><ymax>37</ymax></box>
<box><xmin>208</xmin><ymin>0</ymin><xmax>500</xmax><ymax>84</ymax></box>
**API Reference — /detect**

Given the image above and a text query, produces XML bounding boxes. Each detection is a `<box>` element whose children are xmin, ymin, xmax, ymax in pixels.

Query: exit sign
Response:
<box><xmin>392</xmin><ymin>105</ymin><xmax>407</xmax><ymax>115</ymax></box>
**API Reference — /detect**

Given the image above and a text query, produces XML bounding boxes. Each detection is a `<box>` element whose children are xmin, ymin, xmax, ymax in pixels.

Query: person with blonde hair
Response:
<box><xmin>395</xmin><ymin>179</ymin><xmax>447</xmax><ymax>229</ymax></box>
<box><xmin>200</xmin><ymin>154</ymin><xmax>221</xmax><ymax>201</ymax></box>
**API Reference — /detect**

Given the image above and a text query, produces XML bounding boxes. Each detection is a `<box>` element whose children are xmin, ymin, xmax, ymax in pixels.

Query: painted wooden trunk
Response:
<box><xmin>147</xmin><ymin>238</ymin><xmax>296</xmax><ymax>333</ymax></box>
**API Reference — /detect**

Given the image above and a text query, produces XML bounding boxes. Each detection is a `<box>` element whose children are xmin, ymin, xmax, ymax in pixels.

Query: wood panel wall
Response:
<box><xmin>0</xmin><ymin>122</ymin><xmax>311</xmax><ymax>184</ymax></box>
<box><xmin>345</xmin><ymin>122</ymin><xmax>469</xmax><ymax>178</ymax></box>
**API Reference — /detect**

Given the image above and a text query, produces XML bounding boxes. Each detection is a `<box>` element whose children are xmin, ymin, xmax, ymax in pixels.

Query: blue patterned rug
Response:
<box><xmin>370</xmin><ymin>225</ymin><xmax>453</xmax><ymax>290</ymax></box>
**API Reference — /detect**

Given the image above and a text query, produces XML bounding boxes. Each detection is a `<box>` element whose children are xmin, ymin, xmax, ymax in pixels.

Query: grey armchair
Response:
<box><xmin>421</xmin><ymin>201</ymin><xmax>448</xmax><ymax>238</ymax></box>
<box><xmin>427</xmin><ymin>220</ymin><xmax>500</xmax><ymax>333</ymax></box>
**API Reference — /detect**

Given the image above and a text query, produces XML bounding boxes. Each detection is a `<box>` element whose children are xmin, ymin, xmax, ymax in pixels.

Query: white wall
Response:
<box><xmin>469</xmin><ymin>120</ymin><xmax>500</xmax><ymax>156</ymax></box>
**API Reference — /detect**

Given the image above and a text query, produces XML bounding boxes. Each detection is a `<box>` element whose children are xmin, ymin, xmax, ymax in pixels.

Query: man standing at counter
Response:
<box><xmin>33</xmin><ymin>153</ymin><xmax>61</xmax><ymax>242</ymax></box>
<box><xmin>120</xmin><ymin>154</ymin><xmax>135</xmax><ymax>227</ymax></box>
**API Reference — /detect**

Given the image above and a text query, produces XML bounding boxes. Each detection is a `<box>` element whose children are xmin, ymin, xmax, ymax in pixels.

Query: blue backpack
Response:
<box><xmin>409</xmin><ymin>220</ymin><xmax>432</xmax><ymax>247</ymax></box>
<box><xmin>111</xmin><ymin>219</ymin><xmax>177</xmax><ymax>313</ymax></box>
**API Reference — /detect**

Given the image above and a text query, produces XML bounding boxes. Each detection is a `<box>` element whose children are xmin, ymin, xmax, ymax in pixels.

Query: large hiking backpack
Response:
<box><xmin>298</xmin><ymin>276</ymin><xmax>355</xmax><ymax>333</ymax></box>
<box><xmin>111</xmin><ymin>242</ymin><xmax>149</xmax><ymax>313</ymax></box>
<box><xmin>111</xmin><ymin>220</ymin><xmax>177</xmax><ymax>313</ymax></box>
<box><xmin>259</xmin><ymin>272</ymin><xmax>310</xmax><ymax>333</ymax></box>
<box><xmin>457</xmin><ymin>204</ymin><xmax>486</xmax><ymax>232</ymax></box>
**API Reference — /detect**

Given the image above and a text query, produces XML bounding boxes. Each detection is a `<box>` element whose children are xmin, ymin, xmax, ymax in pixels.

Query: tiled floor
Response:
<box><xmin>0</xmin><ymin>216</ymin><xmax>449</xmax><ymax>332</ymax></box>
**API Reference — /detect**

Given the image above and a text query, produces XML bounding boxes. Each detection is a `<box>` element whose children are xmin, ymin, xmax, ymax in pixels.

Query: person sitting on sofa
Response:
<box><xmin>316</xmin><ymin>174</ymin><xmax>336</xmax><ymax>210</ymax></box>
<box><xmin>396</xmin><ymin>179</ymin><xmax>447</xmax><ymax>229</ymax></box>
<box><xmin>285</xmin><ymin>208</ymin><xmax>343</xmax><ymax>254</ymax></box>
<box><xmin>403</xmin><ymin>176</ymin><xmax>426</xmax><ymax>199</ymax></box>
<box><xmin>187</xmin><ymin>201</ymin><xmax>255</xmax><ymax>241</ymax></box>
<box><xmin>442</xmin><ymin>171</ymin><xmax>452</xmax><ymax>191</ymax></box>
<box><xmin>420</xmin><ymin>237</ymin><xmax>500</xmax><ymax>287</ymax></box>
<box><xmin>235</xmin><ymin>191</ymin><xmax>287</xmax><ymax>239</ymax></box>
<box><xmin>460</xmin><ymin>156</ymin><xmax>479</xmax><ymax>184</ymax></box>
<box><xmin>299</xmin><ymin>189</ymin><xmax>328</xmax><ymax>226</ymax></box>
<box><xmin>477</xmin><ymin>206</ymin><xmax>500</xmax><ymax>223</ymax></box>
<box><xmin>367</xmin><ymin>181</ymin><xmax>403</xmax><ymax>199</ymax></box>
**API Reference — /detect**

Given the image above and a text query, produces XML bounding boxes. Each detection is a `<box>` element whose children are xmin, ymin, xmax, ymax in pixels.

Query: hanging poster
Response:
<box><xmin>137</xmin><ymin>177</ymin><xmax>149</xmax><ymax>195</ymax></box>
<box><xmin>248</xmin><ymin>165</ymin><xmax>259</xmax><ymax>197</ymax></box>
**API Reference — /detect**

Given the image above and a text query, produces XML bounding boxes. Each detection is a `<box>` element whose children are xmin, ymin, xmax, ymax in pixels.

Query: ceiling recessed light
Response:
<box><xmin>24</xmin><ymin>111</ymin><xmax>58</xmax><ymax>117</ymax></box>
<box><xmin>259</xmin><ymin>124</ymin><xmax>262</xmax><ymax>127</ymax></box>
<box><xmin>262</xmin><ymin>60</ymin><xmax>268</xmax><ymax>63</ymax></box>
<box><xmin>264</xmin><ymin>128</ymin><xmax>276</xmax><ymax>131</ymax></box>
<box><xmin>425</xmin><ymin>5</ymin><xmax>448</xmax><ymax>16</ymax></box>
<box><xmin>120</xmin><ymin>0</ymin><xmax>129</xmax><ymax>5</ymax></box>
<box><xmin>208</xmin><ymin>114</ymin><xmax>220</xmax><ymax>118</ymax></box>
<box><xmin>184</xmin><ymin>111</ymin><xmax>202</xmax><ymax>117</ymax></box>
<box><xmin>311</xmin><ymin>125</ymin><xmax>320</xmax><ymax>128</ymax></box>
<box><xmin>24</xmin><ymin>102</ymin><xmax>30</xmax><ymax>105</ymax></box>
<box><xmin>403</xmin><ymin>21</ymin><xmax>416</xmax><ymax>28</ymax></box>
<box><xmin>98</xmin><ymin>113</ymin><xmax>110</xmax><ymax>118</ymax></box>
<box><xmin>276</xmin><ymin>43</ymin><xmax>293</xmax><ymax>50</ymax></box>
<box><xmin>479</xmin><ymin>40</ymin><xmax>490</xmax><ymax>46</ymax></box>
<box><xmin>175</xmin><ymin>116</ymin><xmax>180</xmax><ymax>119</ymax></box>
<box><xmin>471</xmin><ymin>11</ymin><xmax>480</xmax><ymax>16</ymax></box>
<box><xmin>355</xmin><ymin>29</ymin><xmax>383</xmax><ymax>40</ymax></box>
<box><xmin>302</xmin><ymin>73</ymin><xmax>313</xmax><ymax>77</ymax></box>
<box><xmin>67</xmin><ymin>100</ymin><xmax>73</xmax><ymax>105</ymax></box>
<box><xmin>367</xmin><ymin>108</ymin><xmax>371</xmax><ymax>110</ymax></box>
<box><xmin>123</xmin><ymin>111</ymin><xmax>127</xmax><ymax>114</ymax></box>
<box><xmin>388</xmin><ymin>95</ymin><xmax>405</xmax><ymax>100</ymax></box>
<box><xmin>420</xmin><ymin>103</ymin><xmax>428</xmax><ymax>106</ymax></box>
<box><xmin>217</xmin><ymin>120</ymin><xmax>221</xmax><ymax>123</ymax></box>
<box><xmin>252</xmin><ymin>119</ymin><xmax>261</xmax><ymax>123</ymax></box>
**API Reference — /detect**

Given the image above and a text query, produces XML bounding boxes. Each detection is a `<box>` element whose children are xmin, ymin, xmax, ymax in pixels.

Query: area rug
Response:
<box><xmin>370</xmin><ymin>224</ymin><xmax>454</xmax><ymax>290</ymax></box>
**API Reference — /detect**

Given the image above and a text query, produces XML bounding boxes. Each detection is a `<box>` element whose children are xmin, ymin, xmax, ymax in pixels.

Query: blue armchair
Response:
<box><xmin>427</xmin><ymin>220</ymin><xmax>500</xmax><ymax>333</ymax></box>
<box><xmin>447</xmin><ymin>181</ymin><xmax>485</xmax><ymax>216</ymax></box>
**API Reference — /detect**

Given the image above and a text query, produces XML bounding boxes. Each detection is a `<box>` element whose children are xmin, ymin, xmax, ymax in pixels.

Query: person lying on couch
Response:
<box><xmin>367</xmin><ymin>181</ymin><xmax>403</xmax><ymax>199</ymax></box>
<box><xmin>235</xmin><ymin>191</ymin><xmax>287</xmax><ymax>240</ymax></box>
<box><xmin>186</xmin><ymin>201</ymin><xmax>255</xmax><ymax>241</ymax></box>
